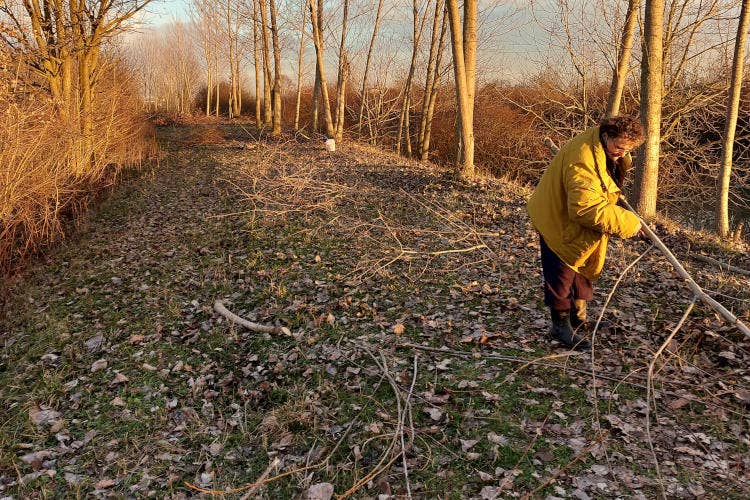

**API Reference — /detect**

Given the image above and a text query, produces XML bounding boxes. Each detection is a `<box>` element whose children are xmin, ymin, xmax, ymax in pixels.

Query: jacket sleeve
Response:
<box><xmin>564</xmin><ymin>162</ymin><xmax>641</xmax><ymax>238</ymax></box>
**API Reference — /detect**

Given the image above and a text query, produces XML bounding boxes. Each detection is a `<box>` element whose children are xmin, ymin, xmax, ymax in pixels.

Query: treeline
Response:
<box><xmin>0</xmin><ymin>1</ymin><xmax>156</xmax><ymax>280</ymax></box>
<box><xmin>134</xmin><ymin>0</ymin><xmax>750</xmax><ymax>242</ymax></box>
<box><xmin>2</xmin><ymin>0</ymin><xmax>749</xmax><ymax>284</ymax></box>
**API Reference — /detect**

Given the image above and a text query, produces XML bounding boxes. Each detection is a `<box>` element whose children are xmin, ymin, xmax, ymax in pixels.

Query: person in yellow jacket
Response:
<box><xmin>527</xmin><ymin>116</ymin><xmax>645</xmax><ymax>350</ymax></box>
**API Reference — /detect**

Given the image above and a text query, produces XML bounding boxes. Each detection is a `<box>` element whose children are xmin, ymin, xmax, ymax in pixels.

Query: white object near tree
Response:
<box><xmin>325</xmin><ymin>138</ymin><xmax>336</xmax><ymax>152</ymax></box>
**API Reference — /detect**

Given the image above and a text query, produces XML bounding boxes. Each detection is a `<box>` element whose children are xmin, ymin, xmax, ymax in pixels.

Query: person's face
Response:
<box><xmin>603</xmin><ymin>133</ymin><xmax>636</xmax><ymax>162</ymax></box>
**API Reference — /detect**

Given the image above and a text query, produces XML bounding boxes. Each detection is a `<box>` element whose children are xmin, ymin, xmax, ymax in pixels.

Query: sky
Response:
<box><xmin>132</xmin><ymin>0</ymin><xmax>561</xmax><ymax>85</ymax></box>
<box><xmin>138</xmin><ymin>0</ymin><xmax>191</xmax><ymax>25</ymax></box>
<box><xmin>129</xmin><ymin>0</ymin><xmax>740</xmax><ymax>88</ymax></box>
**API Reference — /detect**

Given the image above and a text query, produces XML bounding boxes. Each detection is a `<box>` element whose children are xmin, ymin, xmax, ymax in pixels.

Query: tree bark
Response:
<box><xmin>308</xmin><ymin>0</ymin><xmax>334</xmax><ymax>137</ymax></box>
<box><xmin>397</xmin><ymin>0</ymin><xmax>428</xmax><ymax>158</ymax></box>
<box><xmin>294</xmin><ymin>0</ymin><xmax>307</xmax><ymax>131</ymax></box>
<box><xmin>259</xmin><ymin>0</ymin><xmax>273</xmax><ymax>126</ymax></box>
<box><xmin>606</xmin><ymin>0</ymin><xmax>640</xmax><ymax>117</ymax></box>
<box><xmin>716</xmin><ymin>0</ymin><xmax>750</xmax><ymax>237</ymax></box>
<box><xmin>333</xmin><ymin>0</ymin><xmax>350</xmax><ymax>144</ymax></box>
<box><xmin>252</xmin><ymin>0</ymin><xmax>263</xmax><ymax>127</ymax></box>
<box><xmin>269</xmin><ymin>0</ymin><xmax>282</xmax><ymax>135</ymax></box>
<box><xmin>446</xmin><ymin>0</ymin><xmax>476</xmax><ymax>177</ymax></box>
<box><xmin>418</xmin><ymin>0</ymin><xmax>446</xmax><ymax>160</ymax></box>
<box><xmin>634</xmin><ymin>0</ymin><xmax>664</xmax><ymax>217</ymax></box>
<box><xmin>309</xmin><ymin>0</ymin><xmax>324</xmax><ymax>132</ymax></box>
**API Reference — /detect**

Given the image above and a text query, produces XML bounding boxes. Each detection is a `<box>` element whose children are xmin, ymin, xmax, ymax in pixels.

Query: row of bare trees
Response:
<box><xmin>130</xmin><ymin>0</ymin><xmax>749</xmax><ymax>240</ymax></box>
<box><xmin>1</xmin><ymin>0</ymin><xmax>153</xmax><ymax>168</ymax></box>
<box><xmin>0</xmin><ymin>0</ymin><xmax>156</xmax><ymax>277</ymax></box>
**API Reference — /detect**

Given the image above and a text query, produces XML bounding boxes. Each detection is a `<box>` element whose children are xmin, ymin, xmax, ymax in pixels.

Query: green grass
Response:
<box><xmin>1</xmin><ymin>124</ymin><xmax>748</xmax><ymax>498</ymax></box>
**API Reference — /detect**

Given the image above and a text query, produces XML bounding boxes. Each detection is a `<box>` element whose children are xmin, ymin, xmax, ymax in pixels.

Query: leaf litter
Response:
<box><xmin>0</xmin><ymin>123</ymin><xmax>748</xmax><ymax>498</ymax></box>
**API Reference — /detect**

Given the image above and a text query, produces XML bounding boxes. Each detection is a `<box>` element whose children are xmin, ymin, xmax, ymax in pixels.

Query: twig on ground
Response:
<box><xmin>689</xmin><ymin>253</ymin><xmax>750</xmax><ymax>277</ymax></box>
<box><xmin>512</xmin><ymin>410</ymin><xmax>553</xmax><ymax>471</ymax></box>
<box><xmin>214</xmin><ymin>300</ymin><xmax>291</xmax><ymax>336</ymax></box>
<box><xmin>337</xmin><ymin>345</ymin><xmax>417</xmax><ymax>500</ymax></box>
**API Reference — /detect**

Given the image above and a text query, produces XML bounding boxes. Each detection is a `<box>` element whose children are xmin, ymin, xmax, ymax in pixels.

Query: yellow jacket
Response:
<box><xmin>527</xmin><ymin>127</ymin><xmax>641</xmax><ymax>281</ymax></box>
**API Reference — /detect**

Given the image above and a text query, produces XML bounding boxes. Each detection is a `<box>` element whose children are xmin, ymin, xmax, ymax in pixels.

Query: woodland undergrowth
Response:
<box><xmin>0</xmin><ymin>122</ymin><xmax>748</xmax><ymax>499</ymax></box>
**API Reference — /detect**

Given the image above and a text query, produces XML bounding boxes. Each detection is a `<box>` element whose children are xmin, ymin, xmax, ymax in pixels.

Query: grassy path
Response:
<box><xmin>1</xmin><ymin>124</ymin><xmax>748</xmax><ymax>498</ymax></box>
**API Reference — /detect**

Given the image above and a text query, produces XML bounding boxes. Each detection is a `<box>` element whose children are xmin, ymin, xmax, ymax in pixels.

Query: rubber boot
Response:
<box><xmin>550</xmin><ymin>309</ymin><xmax>591</xmax><ymax>351</ymax></box>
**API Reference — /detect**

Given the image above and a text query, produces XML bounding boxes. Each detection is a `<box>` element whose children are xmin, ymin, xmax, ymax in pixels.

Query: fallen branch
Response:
<box><xmin>544</xmin><ymin>137</ymin><xmax>750</xmax><ymax>339</ymax></box>
<box><xmin>214</xmin><ymin>300</ymin><xmax>291</xmax><ymax>336</ymax></box>
<box><xmin>689</xmin><ymin>253</ymin><xmax>750</xmax><ymax>277</ymax></box>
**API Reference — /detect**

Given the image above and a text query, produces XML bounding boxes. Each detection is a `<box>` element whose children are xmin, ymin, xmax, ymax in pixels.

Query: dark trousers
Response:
<box><xmin>539</xmin><ymin>235</ymin><xmax>593</xmax><ymax>311</ymax></box>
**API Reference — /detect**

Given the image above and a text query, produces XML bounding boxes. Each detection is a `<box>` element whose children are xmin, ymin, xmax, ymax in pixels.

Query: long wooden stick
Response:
<box><xmin>214</xmin><ymin>300</ymin><xmax>292</xmax><ymax>336</ymax></box>
<box><xmin>544</xmin><ymin>137</ymin><xmax>750</xmax><ymax>338</ymax></box>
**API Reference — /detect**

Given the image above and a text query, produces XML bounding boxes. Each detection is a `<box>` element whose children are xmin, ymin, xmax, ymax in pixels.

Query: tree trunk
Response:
<box><xmin>226</xmin><ymin>0</ymin><xmax>237</xmax><ymax>118</ymax></box>
<box><xmin>334</xmin><ymin>0</ymin><xmax>350</xmax><ymax>144</ymax></box>
<box><xmin>606</xmin><ymin>0</ymin><xmax>640</xmax><ymax>117</ymax></box>
<box><xmin>294</xmin><ymin>0</ymin><xmax>307</xmax><ymax>131</ymax></box>
<box><xmin>446</xmin><ymin>0</ymin><xmax>476</xmax><ymax>177</ymax></box>
<box><xmin>634</xmin><ymin>0</ymin><xmax>664</xmax><ymax>217</ymax></box>
<box><xmin>269</xmin><ymin>0</ymin><xmax>282</xmax><ymax>135</ymax></box>
<box><xmin>308</xmin><ymin>0</ymin><xmax>334</xmax><ymax>137</ymax></box>
<box><xmin>206</xmin><ymin>70</ymin><xmax>213</xmax><ymax>115</ymax></box>
<box><xmin>252</xmin><ymin>0</ymin><xmax>262</xmax><ymax>127</ymax></box>
<box><xmin>309</xmin><ymin>0</ymin><xmax>324</xmax><ymax>132</ymax></box>
<box><xmin>397</xmin><ymin>0</ymin><xmax>428</xmax><ymax>157</ymax></box>
<box><xmin>357</xmin><ymin>0</ymin><xmax>384</xmax><ymax>135</ymax></box>
<box><xmin>259</xmin><ymin>0</ymin><xmax>273</xmax><ymax>126</ymax></box>
<box><xmin>215</xmin><ymin>76</ymin><xmax>220</xmax><ymax>116</ymax></box>
<box><xmin>418</xmin><ymin>0</ymin><xmax>446</xmax><ymax>160</ymax></box>
<box><xmin>78</xmin><ymin>51</ymin><xmax>94</xmax><ymax>172</ymax></box>
<box><xmin>716</xmin><ymin>0</ymin><xmax>750</xmax><ymax>237</ymax></box>
<box><xmin>335</xmin><ymin>54</ymin><xmax>348</xmax><ymax>143</ymax></box>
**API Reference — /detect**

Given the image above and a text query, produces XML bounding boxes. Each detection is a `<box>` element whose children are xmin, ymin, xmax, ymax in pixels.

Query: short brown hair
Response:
<box><xmin>599</xmin><ymin>116</ymin><xmax>644</xmax><ymax>145</ymax></box>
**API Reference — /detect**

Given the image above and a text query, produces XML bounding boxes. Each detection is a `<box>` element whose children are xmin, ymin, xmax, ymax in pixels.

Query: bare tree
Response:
<box><xmin>252</xmin><ymin>0</ymin><xmax>263</xmax><ymax>126</ymax></box>
<box><xmin>191</xmin><ymin>0</ymin><xmax>221</xmax><ymax>116</ymax></box>
<box><xmin>397</xmin><ymin>0</ymin><xmax>429</xmax><ymax>157</ymax></box>
<box><xmin>716</xmin><ymin>0</ymin><xmax>750</xmax><ymax>238</ymax></box>
<box><xmin>309</xmin><ymin>0</ymin><xmax>324</xmax><ymax>132</ymax></box>
<box><xmin>258</xmin><ymin>0</ymin><xmax>273</xmax><ymax>126</ymax></box>
<box><xmin>308</xmin><ymin>0</ymin><xmax>334</xmax><ymax>137</ymax></box>
<box><xmin>333</xmin><ymin>0</ymin><xmax>350</xmax><ymax>144</ymax></box>
<box><xmin>418</xmin><ymin>0</ymin><xmax>447</xmax><ymax>160</ymax></box>
<box><xmin>0</xmin><ymin>0</ymin><xmax>153</xmax><ymax>168</ymax></box>
<box><xmin>357</xmin><ymin>0</ymin><xmax>385</xmax><ymax>135</ymax></box>
<box><xmin>446</xmin><ymin>0</ymin><xmax>477</xmax><ymax>176</ymax></box>
<box><xmin>606</xmin><ymin>0</ymin><xmax>640</xmax><ymax>117</ymax></box>
<box><xmin>634</xmin><ymin>0</ymin><xmax>665</xmax><ymax>217</ymax></box>
<box><xmin>294</xmin><ymin>0</ymin><xmax>307</xmax><ymax>131</ymax></box>
<box><xmin>223</xmin><ymin>0</ymin><xmax>242</xmax><ymax>117</ymax></box>
<box><xmin>269</xmin><ymin>0</ymin><xmax>282</xmax><ymax>134</ymax></box>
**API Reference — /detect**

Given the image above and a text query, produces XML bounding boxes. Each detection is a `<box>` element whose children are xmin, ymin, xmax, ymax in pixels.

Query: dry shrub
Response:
<box><xmin>183</xmin><ymin>125</ymin><xmax>226</xmax><ymax>146</ymax></box>
<box><xmin>0</xmin><ymin>52</ymin><xmax>156</xmax><ymax>280</ymax></box>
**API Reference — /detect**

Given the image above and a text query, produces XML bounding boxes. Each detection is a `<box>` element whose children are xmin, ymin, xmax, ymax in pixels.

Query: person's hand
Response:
<box><xmin>634</xmin><ymin>223</ymin><xmax>651</xmax><ymax>242</ymax></box>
